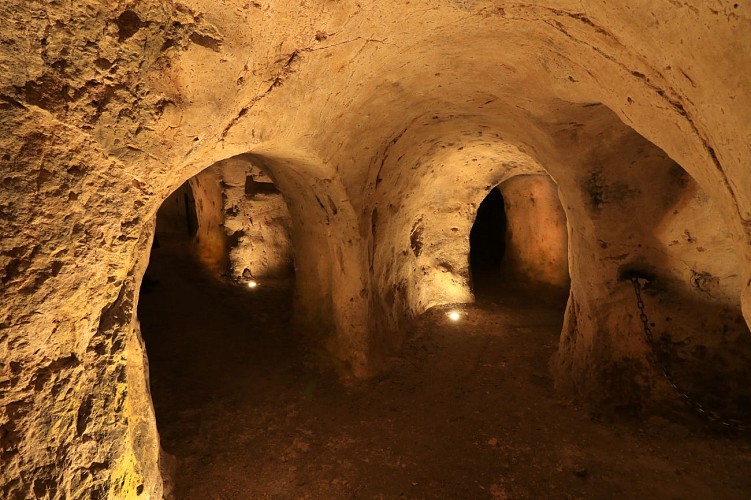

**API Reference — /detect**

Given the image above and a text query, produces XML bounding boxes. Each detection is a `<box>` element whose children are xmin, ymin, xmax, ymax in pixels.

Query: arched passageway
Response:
<box><xmin>137</xmin><ymin>157</ymin><xmax>300</xmax><ymax>497</ymax></box>
<box><xmin>469</xmin><ymin>187</ymin><xmax>507</xmax><ymax>296</ymax></box>
<box><xmin>132</xmin><ymin>146</ymin><xmax>751</xmax><ymax>498</ymax></box>
<box><xmin>469</xmin><ymin>175</ymin><xmax>569</xmax><ymax>302</ymax></box>
<box><xmin>137</xmin><ymin>169</ymin><xmax>751</xmax><ymax>498</ymax></box>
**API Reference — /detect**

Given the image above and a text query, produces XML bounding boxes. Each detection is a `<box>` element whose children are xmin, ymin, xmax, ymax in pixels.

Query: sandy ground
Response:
<box><xmin>137</xmin><ymin>237</ymin><xmax>751</xmax><ymax>499</ymax></box>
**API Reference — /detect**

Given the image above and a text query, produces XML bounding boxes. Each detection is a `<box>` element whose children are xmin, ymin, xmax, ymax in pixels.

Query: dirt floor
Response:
<box><xmin>137</xmin><ymin>236</ymin><xmax>751</xmax><ymax>499</ymax></box>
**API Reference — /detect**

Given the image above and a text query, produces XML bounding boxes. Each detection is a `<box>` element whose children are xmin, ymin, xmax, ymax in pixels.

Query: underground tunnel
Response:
<box><xmin>469</xmin><ymin>175</ymin><xmax>569</xmax><ymax>302</ymax></box>
<box><xmin>3</xmin><ymin>1</ymin><xmax>751</xmax><ymax>498</ymax></box>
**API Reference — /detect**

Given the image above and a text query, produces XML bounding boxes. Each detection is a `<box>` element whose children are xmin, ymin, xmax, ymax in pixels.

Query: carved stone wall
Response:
<box><xmin>2</xmin><ymin>1</ymin><xmax>750</xmax><ymax>496</ymax></box>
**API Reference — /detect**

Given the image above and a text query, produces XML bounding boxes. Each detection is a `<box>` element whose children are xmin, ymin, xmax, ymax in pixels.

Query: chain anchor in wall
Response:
<box><xmin>629</xmin><ymin>276</ymin><xmax>748</xmax><ymax>432</ymax></box>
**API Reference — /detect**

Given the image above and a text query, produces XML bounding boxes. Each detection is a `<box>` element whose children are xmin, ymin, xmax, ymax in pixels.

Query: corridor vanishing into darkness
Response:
<box><xmin>469</xmin><ymin>187</ymin><xmax>507</xmax><ymax>299</ymax></box>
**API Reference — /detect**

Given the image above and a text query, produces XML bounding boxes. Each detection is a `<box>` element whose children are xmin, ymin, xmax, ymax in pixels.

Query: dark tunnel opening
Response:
<box><xmin>136</xmin><ymin>160</ymin><xmax>302</xmax><ymax>496</ymax></box>
<box><xmin>469</xmin><ymin>187</ymin><xmax>507</xmax><ymax>298</ymax></box>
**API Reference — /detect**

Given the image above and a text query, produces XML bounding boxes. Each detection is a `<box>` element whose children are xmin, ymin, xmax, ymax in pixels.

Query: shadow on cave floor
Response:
<box><xmin>138</xmin><ymin>237</ymin><xmax>751</xmax><ymax>499</ymax></box>
<box><xmin>471</xmin><ymin>265</ymin><xmax>570</xmax><ymax>312</ymax></box>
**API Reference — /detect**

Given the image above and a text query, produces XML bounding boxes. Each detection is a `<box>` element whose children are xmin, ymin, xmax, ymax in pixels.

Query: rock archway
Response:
<box><xmin>469</xmin><ymin>174</ymin><xmax>569</xmax><ymax>299</ymax></box>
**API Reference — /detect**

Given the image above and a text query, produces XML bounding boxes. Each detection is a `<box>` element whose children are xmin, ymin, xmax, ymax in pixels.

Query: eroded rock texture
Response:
<box><xmin>500</xmin><ymin>174</ymin><xmax>569</xmax><ymax>290</ymax></box>
<box><xmin>1</xmin><ymin>0</ymin><xmax>750</xmax><ymax>497</ymax></box>
<box><xmin>155</xmin><ymin>154</ymin><xmax>294</xmax><ymax>282</ymax></box>
<box><xmin>213</xmin><ymin>156</ymin><xmax>294</xmax><ymax>281</ymax></box>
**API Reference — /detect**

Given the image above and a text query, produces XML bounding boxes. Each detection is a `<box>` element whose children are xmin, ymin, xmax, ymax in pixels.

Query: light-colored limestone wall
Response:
<box><xmin>220</xmin><ymin>157</ymin><xmax>294</xmax><ymax>280</ymax></box>
<box><xmin>162</xmin><ymin>156</ymin><xmax>294</xmax><ymax>281</ymax></box>
<box><xmin>654</xmin><ymin>177</ymin><xmax>746</xmax><ymax>307</ymax></box>
<box><xmin>0</xmin><ymin>108</ymin><xmax>163</xmax><ymax>498</ymax></box>
<box><xmin>499</xmin><ymin>175</ymin><xmax>569</xmax><ymax>290</ymax></box>
<box><xmin>2</xmin><ymin>0</ymin><xmax>751</xmax><ymax>496</ymax></box>
<box><xmin>544</xmin><ymin>112</ymin><xmax>751</xmax><ymax>411</ymax></box>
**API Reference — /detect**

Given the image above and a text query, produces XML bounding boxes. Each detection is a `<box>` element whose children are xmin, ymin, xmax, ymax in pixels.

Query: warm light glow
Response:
<box><xmin>448</xmin><ymin>310</ymin><xmax>461</xmax><ymax>321</ymax></box>
<box><xmin>247</xmin><ymin>280</ymin><xmax>258</xmax><ymax>288</ymax></box>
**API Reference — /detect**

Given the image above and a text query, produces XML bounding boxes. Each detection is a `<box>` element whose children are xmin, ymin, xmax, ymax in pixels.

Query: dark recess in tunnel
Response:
<box><xmin>469</xmin><ymin>187</ymin><xmax>507</xmax><ymax>296</ymax></box>
<box><xmin>184</xmin><ymin>189</ymin><xmax>198</xmax><ymax>237</ymax></box>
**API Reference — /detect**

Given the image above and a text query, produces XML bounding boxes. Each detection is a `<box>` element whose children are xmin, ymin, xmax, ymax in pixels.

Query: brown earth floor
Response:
<box><xmin>137</xmin><ymin>236</ymin><xmax>751</xmax><ymax>499</ymax></box>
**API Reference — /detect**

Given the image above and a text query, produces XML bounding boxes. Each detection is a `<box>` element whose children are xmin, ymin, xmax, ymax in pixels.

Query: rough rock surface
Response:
<box><xmin>217</xmin><ymin>156</ymin><xmax>294</xmax><ymax>281</ymax></box>
<box><xmin>1</xmin><ymin>0</ymin><xmax>750</xmax><ymax>497</ymax></box>
<box><xmin>156</xmin><ymin>155</ymin><xmax>294</xmax><ymax>281</ymax></box>
<box><xmin>499</xmin><ymin>174</ymin><xmax>569</xmax><ymax>290</ymax></box>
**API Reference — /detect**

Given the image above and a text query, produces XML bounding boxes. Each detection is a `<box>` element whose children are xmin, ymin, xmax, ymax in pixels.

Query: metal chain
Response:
<box><xmin>630</xmin><ymin>277</ymin><xmax>748</xmax><ymax>431</ymax></box>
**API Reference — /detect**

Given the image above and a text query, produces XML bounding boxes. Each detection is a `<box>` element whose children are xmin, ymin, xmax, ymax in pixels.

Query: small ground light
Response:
<box><xmin>247</xmin><ymin>280</ymin><xmax>258</xmax><ymax>289</ymax></box>
<box><xmin>448</xmin><ymin>310</ymin><xmax>461</xmax><ymax>321</ymax></box>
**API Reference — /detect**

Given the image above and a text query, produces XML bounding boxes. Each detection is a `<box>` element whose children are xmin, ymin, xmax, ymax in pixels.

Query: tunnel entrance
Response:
<box><xmin>137</xmin><ymin>156</ymin><xmax>301</xmax><ymax>496</ymax></box>
<box><xmin>469</xmin><ymin>187</ymin><xmax>507</xmax><ymax>297</ymax></box>
<box><xmin>137</xmin><ymin>214</ymin><xmax>298</xmax><ymax>497</ymax></box>
<box><xmin>469</xmin><ymin>175</ymin><xmax>570</xmax><ymax>304</ymax></box>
